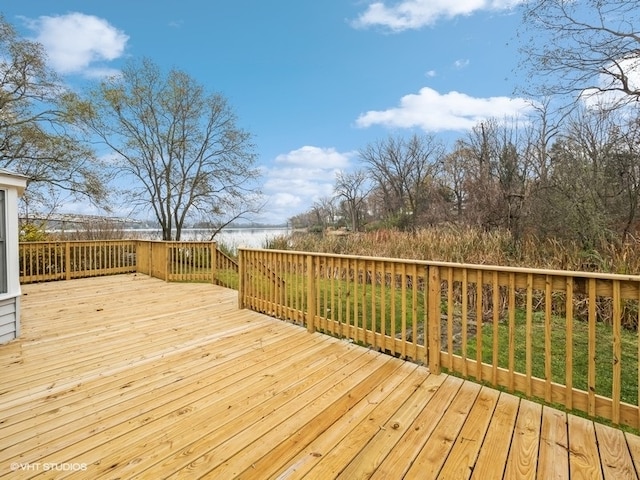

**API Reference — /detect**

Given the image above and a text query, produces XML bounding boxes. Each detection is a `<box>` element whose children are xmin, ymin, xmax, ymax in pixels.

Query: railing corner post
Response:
<box><xmin>428</xmin><ymin>265</ymin><xmax>441</xmax><ymax>375</ymax></box>
<box><xmin>306</xmin><ymin>254</ymin><xmax>316</xmax><ymax>334</ymax></box>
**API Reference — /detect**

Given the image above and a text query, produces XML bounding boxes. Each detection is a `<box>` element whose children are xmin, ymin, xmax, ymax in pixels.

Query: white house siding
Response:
<box><xmin>0</xmin><ymin>169</ymin><xmax>27</xmax><ymax>345</ymax></box>
<box><xmin>0</xmin><ymin>296</ymin><xmax>17</xmax><ymax>344</ymax></box>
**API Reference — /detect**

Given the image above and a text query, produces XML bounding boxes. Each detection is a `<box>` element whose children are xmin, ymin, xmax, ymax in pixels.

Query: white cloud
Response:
<box><xmin>261</xmin><ymin>146</ymin><xmax>356</xmax><ymax>223</ymax></box>
<box><xmin>454</xmin><ymin>59</ymin><xmax>470</xmax><ymax>69</ymax></box>
<box><xmin>355</xmin><ymin>86</ymin><xmax>534</xmax><ymax>132</ymax></box>
<box><xmin>274</xmin><ymin>145</ymin><xmax>351</xmax><ymax>169</ymax></box>
<box><xmin>425</xmin><ymin>70</ymin><xmax>437</xmax><ymax>77</ymax></box>
<box><xmin>352</xmin><ymin>0</ymin><xmax>525</xmax><ymax>31</ymax></box>
<box><xmin>25</xmin><ymin>13</ymin><xmax>128</xmax><ymax>76</ymax></box>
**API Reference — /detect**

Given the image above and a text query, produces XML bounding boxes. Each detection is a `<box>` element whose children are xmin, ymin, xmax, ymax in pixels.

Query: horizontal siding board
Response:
<box><xmin>0</xmin><ymin>302</ymin><xmax>15</xmax><ymax>318</ymax></box>
<box><xmin>0</xmin><ymin>297</ymin><xmax>17</xmax><ymax>343</ymax></box>
<box><xmin>0</xmin><ymin>321</ymin><xmax>16</xmax><ymax>337</ymax></box>
<box><xmin>0</xmin><ymin>331</ymin><xmax>14</xmax><ymax>344</ymax></box>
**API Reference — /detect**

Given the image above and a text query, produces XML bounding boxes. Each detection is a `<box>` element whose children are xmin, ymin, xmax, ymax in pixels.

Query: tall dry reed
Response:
<box><xmin>265</xmin><ymin>226</ymin><xmax>640</xmax><ymax>274</ymax></box>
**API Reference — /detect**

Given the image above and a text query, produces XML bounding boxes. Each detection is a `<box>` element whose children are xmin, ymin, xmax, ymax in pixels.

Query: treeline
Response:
<box><xmin>290</xmin><ymin>104</ymin><xmax>640</xmax><ymax>255</ymax></box>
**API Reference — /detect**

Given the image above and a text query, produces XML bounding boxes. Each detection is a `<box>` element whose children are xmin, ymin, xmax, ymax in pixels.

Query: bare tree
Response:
<box><xmin>70</xmin><ymin>58</ymin><xmax>261</xmax><ymax>240</ymax></box>
<box><xmin>334</xmin><ymin>170</ymin><xmax>370</xmax><ymax>231</ymax></box>
<box><xmin>0</xmin><ymin>15</ymin><xmax>107</xmax><ymax>211</ymax></box>
<box><xmin>520</xmin><ymin>0</ymin><xmax>640</xmax><ymax>107</ymax></box>
<box><xmin>611</xmin><ymin>117</ymin><xmax>640</xmax><ymax>241</ymax></box>
<box><xmin>440</xmin><ymin>141</ymin><xmax>471</xmax><ymax>220</ymax></box>
<box><xmin>458</xmin><ymin>119</ymin><xmax>530</xmax><ymax>243</ymax></box>
<box><xmin>309</xmin><ymin>197</ymin><xmax>336</xmax><ymax>230</ymax></box>
<box><xmin>359</xmin><ymin>134</ymin><xmax>443</xmax><ymax>230</ymax></box>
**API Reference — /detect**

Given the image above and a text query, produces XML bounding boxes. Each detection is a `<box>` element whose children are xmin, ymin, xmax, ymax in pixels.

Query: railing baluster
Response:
<box><xmin>390</xmin><ymin>262</ymin><xmax>397</xmax><ymax>357</ymax></box>
<box><xmin>588</xmin><ymin>278</ymin><xmax>597</xmax><ymax>417</ymax></box>
<box><xmin>476</xmin><ymin>269</ymin><xmax>483</xmax><ymax>382</ymax></box>
<box><xmin>492</xmin><ymin>271</ymin><xmax>499</xmax><ymax>386</ymax></box>
<box><xmin>330</xmin><ymin>256</ymin><xmax>336</xmax><ymax>336</ymax></box>
<box><xmin>526</xmin><ymin>273</ymin><xmax>533</xmax><ymax>397</ymax></box>
<box><xmin>447</xmin><ymin>267</ymin><xmax>454</xmax><ymax>371</ymax></box>
<box><xmin>508</xmin><ymin>273</ymin><xmax>516</xmax><ymax>392</ymax></box>
<box><xmin>566</xmin><ymin>277</ymin><xmax>574</xmax><ymax>411</ymax></box>
<box><xmin>545</xmin><ymin>274</ymin><xmax>553</xmax><ymax>403</ymax></box>
<box><xmin>360</xmin><ymin>259</ymin><xmax>366</xmax><ymax>346</ymax></box>
<box><xmin>371</xmin><ymin>260</ymin><xmax>377</xmax><ymax>349</ymax></box>
<box><xmin>412</xmin><ymin>263</ymin><xmax>418</xmax><ymax>361</ymax></box>
<box><xmin>380</xmin><ymin>261</ymin><xmax>387</xmax><ymax>351</ymax></box>
<box><xmin>612</xmin><ymin>280</ymin><xmax>621</xmax><ymax>424</ymax></box>
<box><xmin>401</xmin><ymin>262</ymin><xmax>407</xmax><ymax>359</ymax></box>
<box><xmin>306</xmin><ymin>254</ymin><xmax>316</xmax><ymax>333</ymax></box>
<box><xmin>462</xmin><ymin>268</ymin><xmax>468</xmax><ymax>377</ymax></box>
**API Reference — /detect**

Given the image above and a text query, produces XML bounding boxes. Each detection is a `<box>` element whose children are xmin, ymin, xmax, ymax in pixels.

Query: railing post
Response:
<box><xmin>307</xmin><ymin>254</ymin><xmax>316</xmax><ymax>333</ymax></box>
<box><xmin>65</xmin><ymin>242</ymin><xmax>71</xmax><ymax>281</ymax></box>
<box><xmin>428</xmin><ymin>265</ymin><xmax>441</xmax><ymax>374</ymax></box>
<box><xmin>237</xmin><ymin>248</ymin><xmax>245</xmax><ymax>309</ymax></box>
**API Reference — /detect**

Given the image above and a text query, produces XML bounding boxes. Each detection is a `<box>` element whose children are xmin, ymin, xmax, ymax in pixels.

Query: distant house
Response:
<box><xmin>0</xmin><ymin>169</ymin><xmax>28</xmax><ymax>344</ymax></box>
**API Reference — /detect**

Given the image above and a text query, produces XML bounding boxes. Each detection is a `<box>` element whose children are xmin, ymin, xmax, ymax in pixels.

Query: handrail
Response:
<box><xmin>238</xmin><ymin>247</ymin><xmax>640</xmax><ymax>429</ymax></box>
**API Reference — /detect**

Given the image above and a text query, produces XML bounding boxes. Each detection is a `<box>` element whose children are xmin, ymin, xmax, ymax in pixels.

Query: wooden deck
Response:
<box><xmin>2</xmin><ymin>275</ymin><xmax>640</xmax><ymax>479</ymax></box>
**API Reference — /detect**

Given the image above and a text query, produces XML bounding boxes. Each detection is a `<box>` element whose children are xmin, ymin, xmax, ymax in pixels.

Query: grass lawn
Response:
<box><xmin>464</xmin><ymin>311</ymin><xmax>639</xmax><ymax>405</ymax></box>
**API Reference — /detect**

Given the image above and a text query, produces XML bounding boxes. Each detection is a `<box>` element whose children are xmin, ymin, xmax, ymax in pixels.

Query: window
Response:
<box><xmin>0</xmin><ymin>190</ymin><xmax>6</xmax><ymax>294</ymax></box>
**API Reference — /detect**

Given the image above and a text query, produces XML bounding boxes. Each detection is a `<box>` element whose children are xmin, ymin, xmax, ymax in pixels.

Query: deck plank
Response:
<box><xmin>335</xmin><ymin>372</ymin><xmax>446</xmax><ymax>480</ymax></box>
<box><xmin>0</xmin><ymin>274</ymin><xmax>637</xmax><ymax>479</ymax></box>
<box><xmin>536</xmin><ymin>406</ymin><xmax>569</xmax><ymax>480</ymax></box>
<box><xmin>504</xmin><ymin>398</ymin><xmax>543</xmax><ymax>480</ymax></box>
<box><xmin>368</xmin><ymin>375</ymin><xmax>464</xmax><ymax>479</ymax></box>
<box><xmin>626</xmin><ymin>432</ymin><xmax>640</xmax><ymax>476</ymax></box>
<box><xmin>568</xmin><ymin>414</ymin><xmax>604</xmax><ymax>480</ymax></box>
<box><xmin>470</xmin><ymin>392</ymin><xmax>520</xmax><ymax>480</ymax></box>
<box><xmin>594</xmin><ymin>422</ymin><xmax>636</xmax><ymax>480</ymax></box>
<box><xmin>437</xmin><ymin>386</ymin><xmax>500</xmax><ymax>480</ymax></box>
<box><xmin>403</xmin><ymin>379</ymin><xmax>482</xmax><ymax>479</ymax></box>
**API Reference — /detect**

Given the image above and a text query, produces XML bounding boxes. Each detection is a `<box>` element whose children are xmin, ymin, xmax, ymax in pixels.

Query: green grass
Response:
<box><xmin>214</xmin><ymin>268</ymin><xmax>239</xmax><ymax>289</ymax></box>
<box><xmin>305</xmin><ymin>273</ymin><xmax>425</xmax><ymax>339</ymax></box>
<box><xmin>243</xmin><ymin>267</ymin><xmax>426</xmax><ymax>341</ymax></box>
<box><xmin>463</xmin><ymin>311</ymin><xmax>639</xmax><ymax>405</ymax></box>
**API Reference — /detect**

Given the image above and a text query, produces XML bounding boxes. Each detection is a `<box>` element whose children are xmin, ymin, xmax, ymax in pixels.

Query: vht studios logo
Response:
<box><xmin>10</xmin><ymin>462</ymin><xmax>88</xmax><ymax>472</ymax></box>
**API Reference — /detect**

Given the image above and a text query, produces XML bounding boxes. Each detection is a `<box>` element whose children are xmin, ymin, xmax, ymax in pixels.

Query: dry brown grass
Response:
<box><xmin>266</xmin><ymin>226</ymin><xmax>640</xmax><ymax>274</ymax></box>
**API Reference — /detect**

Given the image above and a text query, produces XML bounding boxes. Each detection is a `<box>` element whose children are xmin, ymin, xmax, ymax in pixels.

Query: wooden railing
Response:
<box><xmin>214</xmin><ymin>247</ymin><xmax>239</xmax><ymax>289</ymax></box>
<box><xmin>19</xmin><ymin>240</ymin><xmax>238</xmax><ymax>287</ymax></box>
<box><xmin>19</xmin><ymin>240</ymin><xmax>137</xmax><ymax>282</ymax></box>
<box><xmin>238</xmin><ymin>248</ymin><xmax>640</xmax><ymax>428</ymax></box>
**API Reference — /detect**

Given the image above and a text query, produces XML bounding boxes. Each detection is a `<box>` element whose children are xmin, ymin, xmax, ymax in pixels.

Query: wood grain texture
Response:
<box><xmin>0</xmin><ymin>274</ymin><xmax>638</xmax><ymax>479</ymax></box>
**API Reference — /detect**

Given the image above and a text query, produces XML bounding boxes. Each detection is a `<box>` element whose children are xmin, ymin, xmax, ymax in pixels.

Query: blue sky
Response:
<box><xmin>2</xmin><ymin>0</ymin><xmax>534</xmax><ymax>224</ymax></box>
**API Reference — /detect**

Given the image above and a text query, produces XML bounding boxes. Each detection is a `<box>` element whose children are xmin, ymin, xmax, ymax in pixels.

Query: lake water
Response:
<box><xmin>129</xmin><ymin>227</ymin><xmax>290</xmax><ymax>250</ymax></box>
